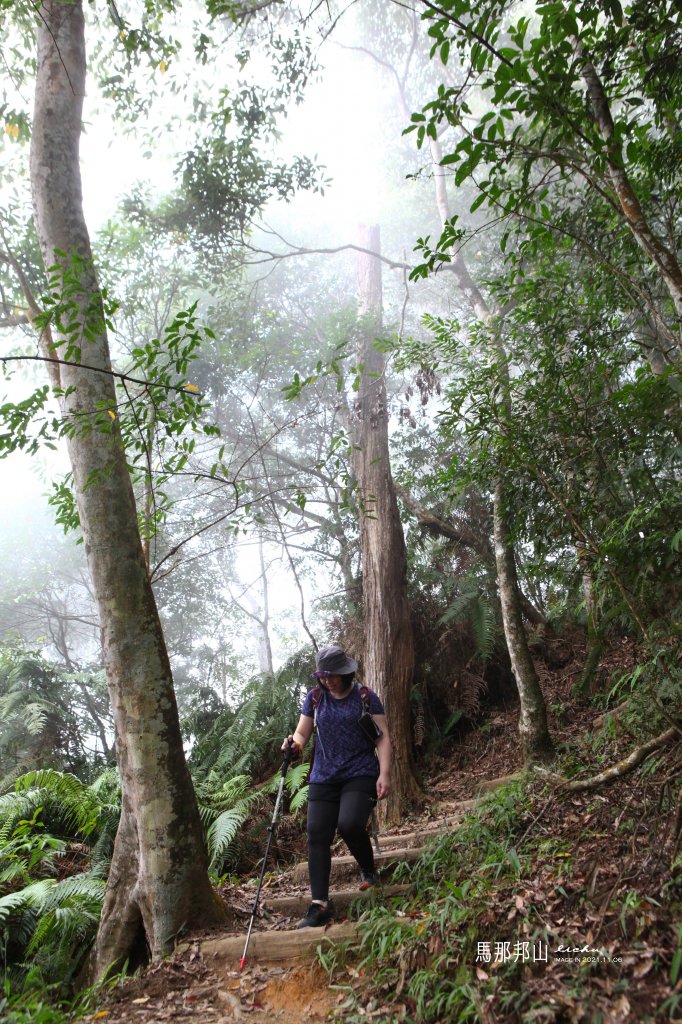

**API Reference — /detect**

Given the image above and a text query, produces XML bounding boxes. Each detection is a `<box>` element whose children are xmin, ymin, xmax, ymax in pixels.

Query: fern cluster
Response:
<box><xmin>187</xmin><ymin>660</ymin><xmax>309</xmax><ymax>783</ymax></box>
<box><xmin>0</xmin><ymin>770</ymin><xmax>119</xmax><ymax>994</ymax></box>
<box><xmin>0</xmin><ymin>649</ymin><xmax>112</xmax><ymax>788</ymax></box>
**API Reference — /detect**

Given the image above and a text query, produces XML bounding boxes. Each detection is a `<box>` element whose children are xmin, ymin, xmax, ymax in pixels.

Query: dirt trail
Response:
<box><xmin>96</xmin><ymin>955</ymin><xmax>339</xmax><ymax>1022</ymax></box>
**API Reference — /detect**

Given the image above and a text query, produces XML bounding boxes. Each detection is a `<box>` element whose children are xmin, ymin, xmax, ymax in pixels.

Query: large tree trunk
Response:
<box><xmin>30</xmin><ymin>0</ymin><xmax>226</xmax><ymax>980</ymax></box>
<box><xmin>352</xmin><ymin>225</ymin><xmax>421</xmax><ymax>821</ymax></box>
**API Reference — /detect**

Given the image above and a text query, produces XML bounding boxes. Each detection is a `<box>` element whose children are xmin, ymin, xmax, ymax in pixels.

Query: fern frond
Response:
<box><xmin>290</xmin><ymin>785</ymin><xmax>309</xmax><ymax>813</ymax></box>
<box><xmin>21</xmin><ymin>703</ymin><xmax>48</xmax><ymax>737</ymax></box>
<box><xmin>88</xmin><ymin>809</ymin><xmax>119</xmax><ymax>868</ymax></box>
<box><xmin>0</xmin><ymin>861</ymin><xmax>30</xmax><ymax>886</ymax></box>
<box><xmin>284</xmin><ymin>761</ymin><xmax>310</xmax><ymax>794</ymax></box>
<box><xmin>207</xmin><ymin>807</ymin><xmax>250</xmax><ymax>868</ymax></box>
<box><xmin>470</xmin><ymin>598</ymin><xmax>499</xmax><ymax>663</ymax></box>
<box><xmin>45</xmin><ymin>876</ymin><xmax>106</xmax><ymax>909</ymax></box>
<box><xmin>214</xmin><ymin>774</ymin><xmax>251</xmax><ymax>805</ymax></box>
<box><xmin>88</xmin><ymin>768</ymin><xmax>120</xmax><ymax>799</ymax></box>
<box><xmin>0</xmin><ymin>770</ymin><xmax>103</xmax><ymax>838</ymax></box>
<box><xmin>0</xmin><ymin>888</ymin><xmax>34</xmax><ymax>925</ymax></box>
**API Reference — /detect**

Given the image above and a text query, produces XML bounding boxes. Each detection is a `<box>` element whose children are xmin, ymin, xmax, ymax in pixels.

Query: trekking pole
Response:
<box><xmin>240</xmin><ymin>739</ymin><xmax>295</xmax><ymax>971</ymax></box>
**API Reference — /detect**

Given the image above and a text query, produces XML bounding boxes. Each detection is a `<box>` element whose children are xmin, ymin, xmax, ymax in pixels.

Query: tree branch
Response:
<box><xmin>535</xmin><ymin>726</ymin><xmax>680</xmax><ymax>792</ymax></box>
<box><xmin>246</xmin><ymin>226</ymin><xmax>463</xmax><ymax>275</ymax></box>
<box><xmin>0</xmin><ymin>354</ymin><xmax>203</xmax><ymax>396</ymax></box>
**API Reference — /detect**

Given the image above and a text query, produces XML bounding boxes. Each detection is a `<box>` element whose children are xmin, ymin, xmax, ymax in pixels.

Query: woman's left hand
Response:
<box><xmin>376</xmin><ymin>774</ymin><xmax>391</xmax><ymax>800</ymax></box>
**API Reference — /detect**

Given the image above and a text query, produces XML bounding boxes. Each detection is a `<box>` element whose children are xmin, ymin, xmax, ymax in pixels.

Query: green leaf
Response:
<box><xmin>671</xmin><ymin>946</ymin><xmax>682</xmax><ymax>985</ymax></box>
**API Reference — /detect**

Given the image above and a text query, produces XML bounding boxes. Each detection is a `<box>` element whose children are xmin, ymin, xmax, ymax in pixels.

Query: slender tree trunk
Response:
<box><xmin>429</xmin><ymin>142</ymin><xmax>554</xmax><ymax>764</ymax></box>
<box><xmin>257</xmin><ymin>534</ymin><xmax>274</xmax><ymax>674</ymax></box>
<box><xmin>30</xmin><ymin>0</ymin><xmax>225</xmax><ymax>980</ymax></box>
<box><xmin>245</xmin><ymin>533</ymin><xmax>274</xmax><ymax>674</ymax></box>
<box><xmin>575</xmin><ymin>44</ymin><xmax>682</xmax><ymax>348</ymax></box>
<box><xmin>352</xmin><ymin>225</ymin><xmax>420</xmax><ymax>820</ymax></box>
<box><xmin>493</xmin><ymin>480</ymin><xmax>554</xmax><ymax>763</ymax></box>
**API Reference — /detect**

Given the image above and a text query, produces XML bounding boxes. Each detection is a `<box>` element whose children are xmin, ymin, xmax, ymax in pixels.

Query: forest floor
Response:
<box><xmin>93</xmin><ymin>639</ymin><xmax>681</xmax><ymax>1023</ymax></box>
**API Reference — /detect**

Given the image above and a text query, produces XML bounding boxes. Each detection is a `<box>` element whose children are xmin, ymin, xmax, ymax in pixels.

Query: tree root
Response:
<box><xmin>534</xmin><ymin>726</ymin><xmax>680</xmax><ymax>793</ymax></box>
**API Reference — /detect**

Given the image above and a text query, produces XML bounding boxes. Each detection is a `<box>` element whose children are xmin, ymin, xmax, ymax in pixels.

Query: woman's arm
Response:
<box><xmin>282</xmin><ymin>714</ymin><xmax>314</xmax><ymax>755</ymax></box>
<box><xmin>373</xmin><ymin>716</ymin><xmax>391</xmax><ymax>800</ymax></box>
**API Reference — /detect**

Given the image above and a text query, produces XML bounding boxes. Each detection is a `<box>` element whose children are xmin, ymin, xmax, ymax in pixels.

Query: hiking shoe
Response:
<box><xmin>297</xmin><ymin>901</ymin><xmax>334</xmax><ymax>928</ymax></box>
<box><xmin>359</xmin><ymin>869</ymin><xmax>380</xmax><ymax>891</ymax></box>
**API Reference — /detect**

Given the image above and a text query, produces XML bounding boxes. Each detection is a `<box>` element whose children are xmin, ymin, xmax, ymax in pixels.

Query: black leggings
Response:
<box><xmin>307</xmin><ymin>777</ymin><xmax>377</xmax><ymax>901</ymax></box>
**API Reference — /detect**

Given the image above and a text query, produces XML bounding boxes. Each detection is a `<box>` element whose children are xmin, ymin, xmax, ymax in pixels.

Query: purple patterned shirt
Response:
<box><xmin>302</xmin><ymin>683</ymin><xmax>385</xmax><ymax>783</ymax></box>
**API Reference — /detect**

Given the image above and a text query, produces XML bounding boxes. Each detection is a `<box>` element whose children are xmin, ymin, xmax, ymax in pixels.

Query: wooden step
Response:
<box><xmin>474</xmin><ymin>772</ymin><xmax>522</xmax><ymax>794</ymax></box>
<box><xmin>188</xmin><ymin>921</ymin><xmax>360</xmax><ymax>966</ymax></box>
<box><xmin>360</xmin><ymin>810</ymin><xmax>469</xmax><ymax>851</ymax></box>
<box><xmin>263</xmin><ymin>883</ymin><xmax>410</xmax><ymax>917</ymax></box>
<box><xmin>290</xmin><ymin>845</ymin><xmax>424</xmax><ymax>886</ymax></box>
<box><xmin>432</xmin><ymin>796</ymin><xmax>477</xmax><ymax>814</ymax></box>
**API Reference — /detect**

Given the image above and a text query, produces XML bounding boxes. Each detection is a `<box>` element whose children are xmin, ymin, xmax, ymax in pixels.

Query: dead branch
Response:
<box><xmin>535</xmin><ymin>726</ymin><xmax>680</xmax><ymax>793</ymax></box>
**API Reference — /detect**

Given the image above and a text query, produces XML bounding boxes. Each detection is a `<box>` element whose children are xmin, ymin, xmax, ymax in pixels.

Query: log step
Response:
<box><xmin>263</xmin><ymin>883</ymin><xmax>410</xmax><ymax>917</ymax></box>
<box><xmin>474</xmin><ymin>773</ymin><xmax>522</xmax><ymax>794</ymax></box>
<box><xmin>291</xmin><ymin>845</ymin><xmax>424</xmax><ymax>886</ymax></box>
<box><xmin>358</xmin><ymin>810</ymin><xmax>468</xmax><ymax>851</ymax></box>
<box><xmin>191</xmin><ymin>921</ymin><xmax>360</xmax><ymax>966</ymax></box>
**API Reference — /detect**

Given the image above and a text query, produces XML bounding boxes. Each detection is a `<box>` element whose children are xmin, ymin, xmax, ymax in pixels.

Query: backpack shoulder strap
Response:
<box><xmin>311</xmin><ymin>685</ymin><xmax>324</xmax><ymax>730</ymax></box>
<box><xmin>359</xmin><ymin>685</ymin><xmax>371</xmax><ymax>713</ymax></box>
<box><xmin>311</xmin><ymin>685</ymin><xmax>324</xmax><ymax>709</ymax></box>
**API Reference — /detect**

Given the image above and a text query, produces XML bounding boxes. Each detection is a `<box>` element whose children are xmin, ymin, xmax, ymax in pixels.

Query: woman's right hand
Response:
<box><xmin>281</xmin><ymin>735</ymin><xmax>301</xmax><ymax>755</ymax></box>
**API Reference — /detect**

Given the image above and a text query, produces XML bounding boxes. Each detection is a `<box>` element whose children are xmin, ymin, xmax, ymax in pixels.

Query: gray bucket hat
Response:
<box><xmin>315</xmin><ymin>645</ymin><xmax>358</xmax><ymax>675</ymax></box>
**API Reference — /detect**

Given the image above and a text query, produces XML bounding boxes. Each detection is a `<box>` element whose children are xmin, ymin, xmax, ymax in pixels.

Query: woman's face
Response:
<box><xmin>320</xmin><ymin>673</ymin><xmax>350</xmax><ymax>695</ymax></box>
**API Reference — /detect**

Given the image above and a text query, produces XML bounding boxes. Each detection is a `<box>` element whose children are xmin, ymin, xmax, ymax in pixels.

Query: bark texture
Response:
<box><xmin>30</xmin><ymin>0</ymin><xmax>225</xmax><ymax>980</ymax></box>
<box><xmin>352</xmin><ymin>225</ymin><xmax>420</xmax><ymax>820</ymax></box>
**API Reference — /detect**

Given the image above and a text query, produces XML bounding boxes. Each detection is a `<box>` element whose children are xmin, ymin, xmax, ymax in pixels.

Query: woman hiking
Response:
<box><xmin>282</xmin><ymin>645</ymin><xmax>391</xmax><ymax>928</ymax></box>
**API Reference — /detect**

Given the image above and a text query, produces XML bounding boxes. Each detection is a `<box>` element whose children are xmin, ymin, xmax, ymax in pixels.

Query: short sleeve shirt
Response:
<box><xmin>301</xmin><ymin>683</ymin><xmax>385</xmax><ymax>783</ymax></box>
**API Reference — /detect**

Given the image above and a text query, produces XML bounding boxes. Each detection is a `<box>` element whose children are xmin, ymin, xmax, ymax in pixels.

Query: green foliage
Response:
<box><xmin>411</xmin><ymin>210</ymin><xmax>682</xmax><ymax>659</ymax></box>
<box><xmin>0</xmin><ymin>769</ymin><xmax>120</xmax><ymax>861</ymax></box>
<box><xmin>0</xmin><ymin>649</ymin><xmax>112</xmax><ymax>785</ymax></box>
<box><xmin>187</xmin><ymin>657</ymin><xmax>309</xmax><ymax>783</ymax></box>
<box><xmin>399</xmin><ymin>0</ymin><xmax>682</xmax><ymax>684</ymax></box>
<box><xmin>337</xmin><ymin>781</ymin><xmax>537</xmax><ymax>1022</ymax></box>
<box><xmin>196</xmin><ymin>773</ymin><xmax>259</xmax><ymax>874</ymax></box>
<box><xmin>439</xmin><ymin>580</ymin><xmax>499</xmax><ymax>664</ymax></box>
<box><xmin>0</xmin><ymin>769</ymin><xmax>120</xmax><ymax>993</ymax></box>
<box><xmin>0</xmin><ymin>989</ymin><xmax>78</xmax><ymax>1024</ymax></box>
<box><xmin>410</xmin><ymin>0</ymin><xmax>682</xmax><ymax>294</ymax></box>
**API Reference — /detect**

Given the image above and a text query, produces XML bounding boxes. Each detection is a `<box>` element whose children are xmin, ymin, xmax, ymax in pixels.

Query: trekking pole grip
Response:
<box><xmin>281</xmin><ymin>737</ymin><xmax>296</xmax><ymax>775</ymax></box>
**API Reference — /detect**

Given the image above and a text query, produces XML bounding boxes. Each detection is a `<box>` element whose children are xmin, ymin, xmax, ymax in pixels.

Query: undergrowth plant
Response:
<box><xmin>328</xmin><ymin>781</ymin><xmax>538</xmax><ymax>1022</ymax></box>
<box><xmin>187</xmin><ymin>664</ymin><xmax>307</xmax><ymax>784</ymax></box>
<box><xmin>0</xmin><ymin>770</ymin><xmax>119</xmax><ymax>994</ymax></box>
<box><xmin>0</xmin><ymin>761</ymin><xmax>308</xmax><ymax>992</ymax></box>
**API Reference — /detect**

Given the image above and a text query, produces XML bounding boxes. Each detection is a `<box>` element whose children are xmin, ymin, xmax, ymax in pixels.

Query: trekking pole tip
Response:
<box><xmin>239</xmin><ymin>956</ymin><xmax>246</xmax><ymax>971</ymax></box>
